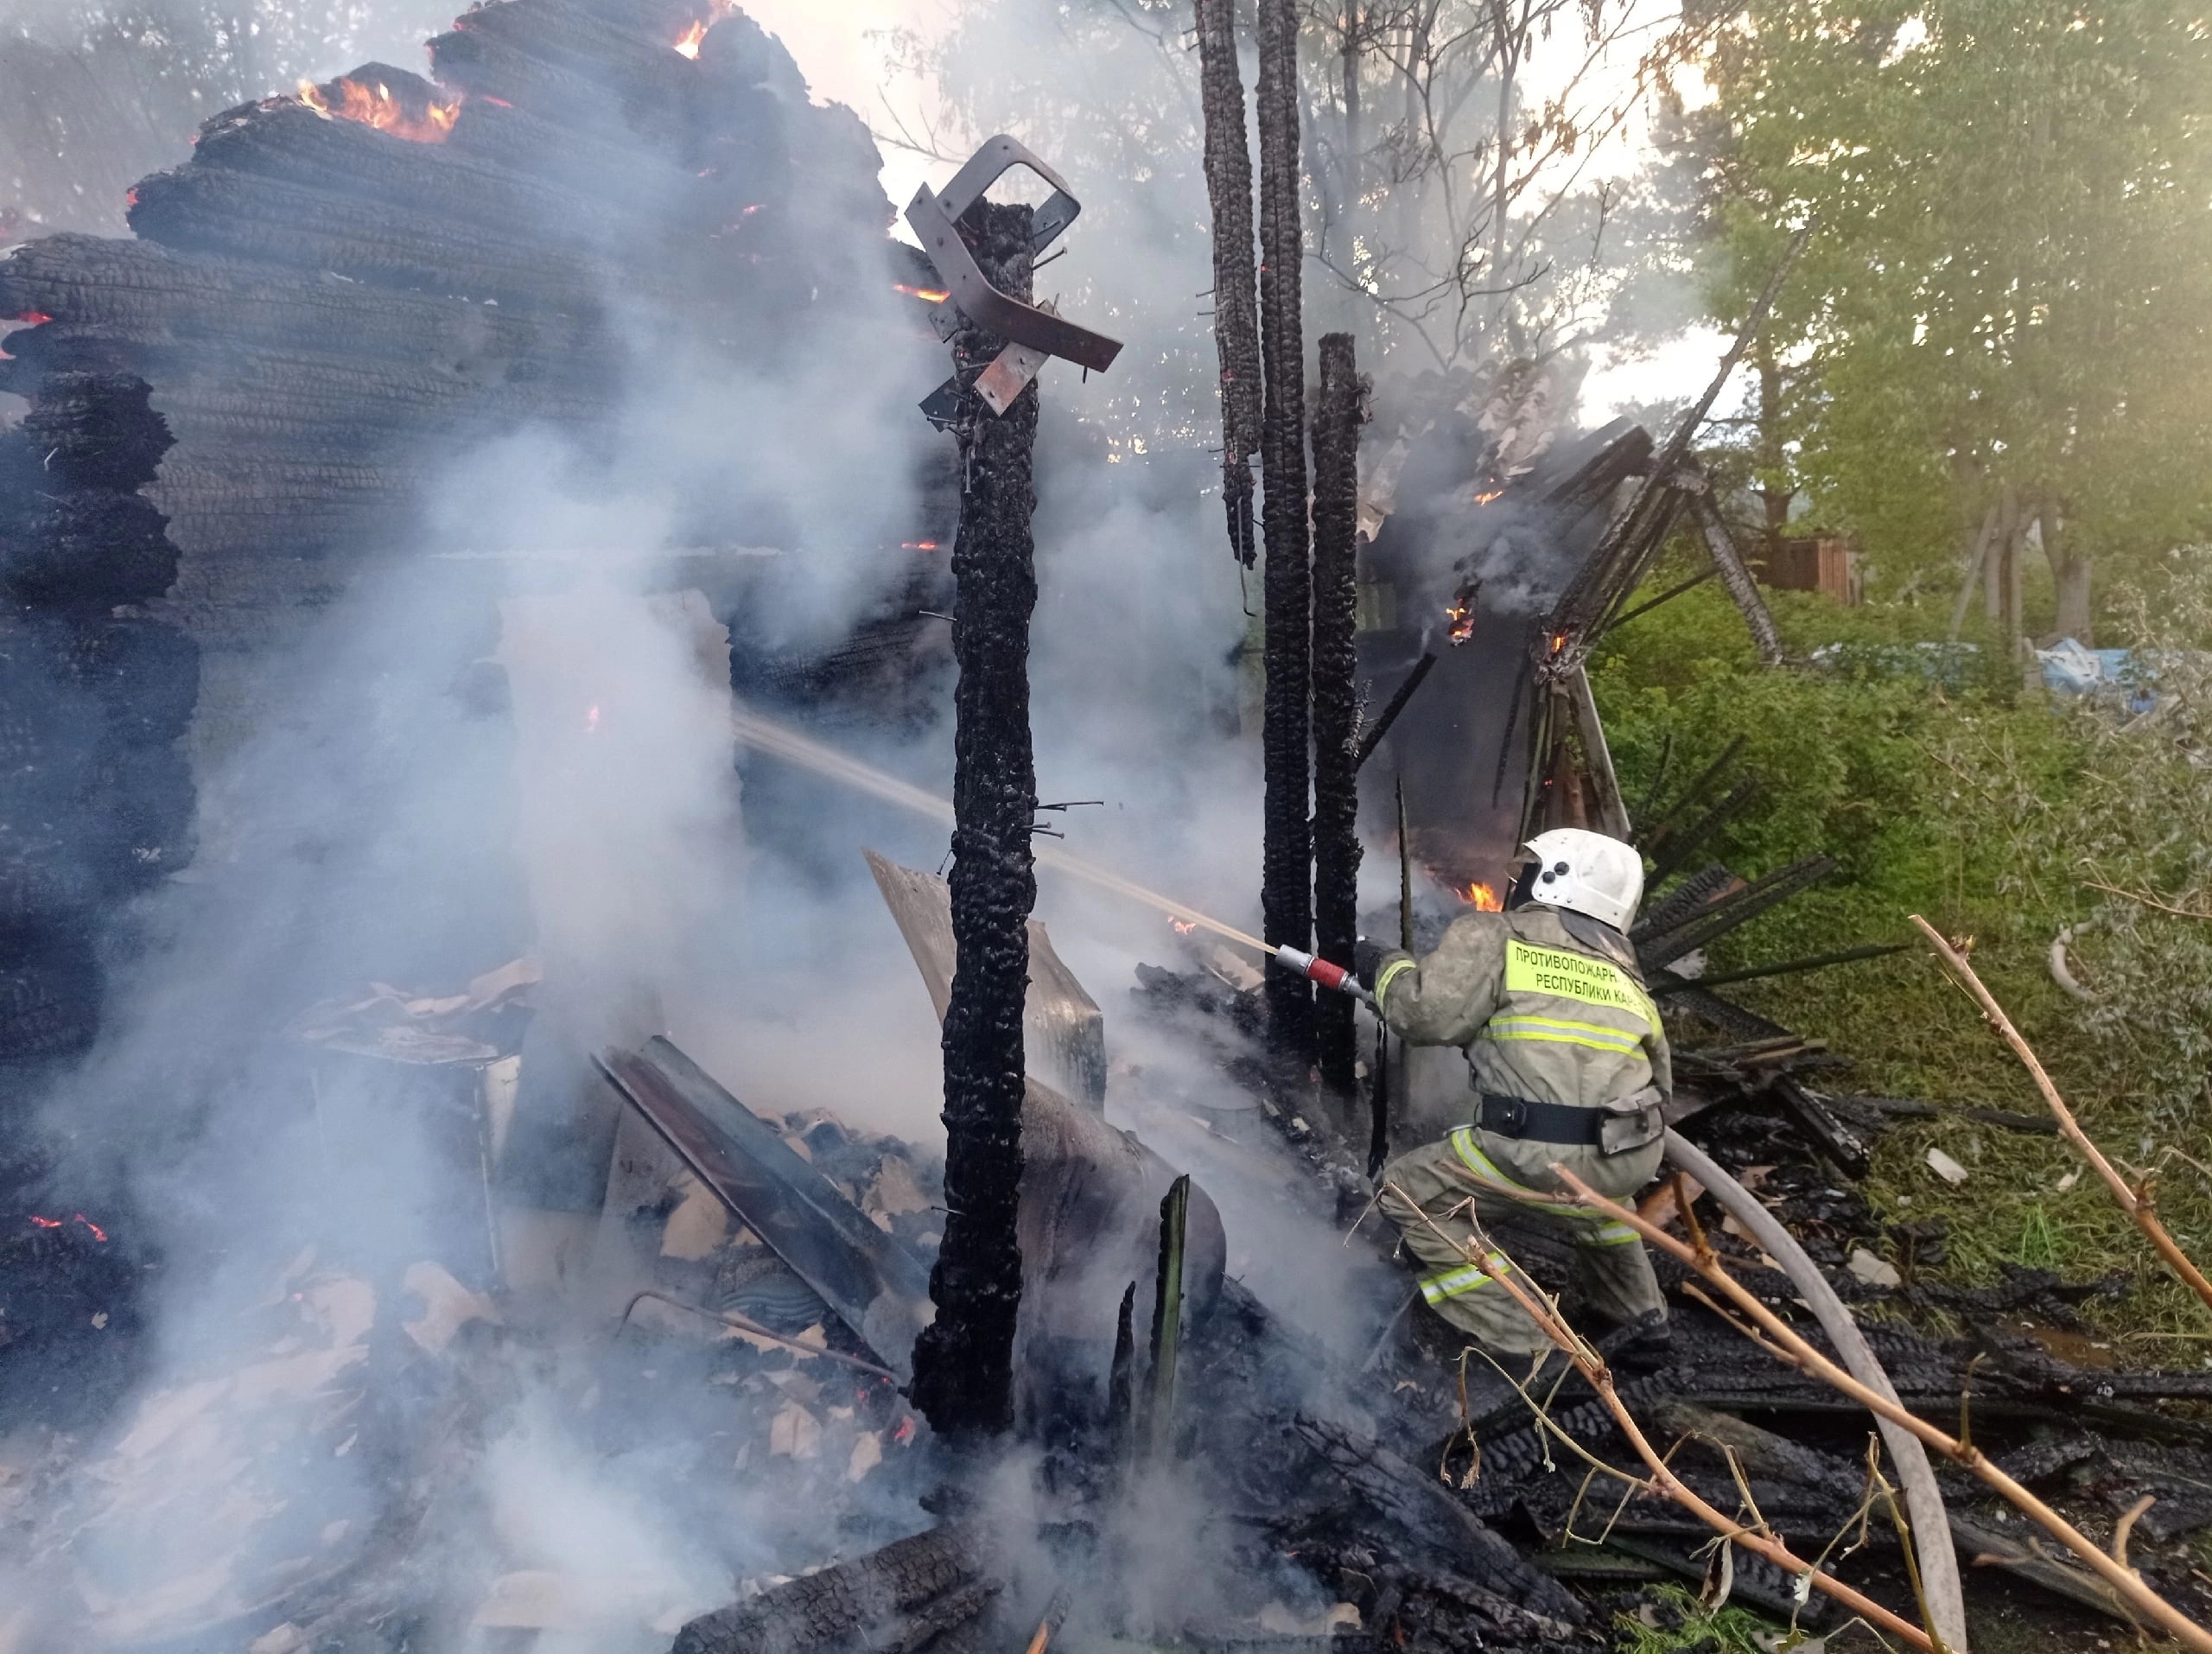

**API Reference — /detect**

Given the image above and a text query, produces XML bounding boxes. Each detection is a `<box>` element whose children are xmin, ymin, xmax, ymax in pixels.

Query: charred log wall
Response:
<box><xmin>907</xmin><ymin>202</ymin><xmax>1040</xmax><ymax>1438</ymax></box>
<box><xmin>0</xmin><ymin>0</ymin><xmax>907</xmax><ymax>1091</ymax></box>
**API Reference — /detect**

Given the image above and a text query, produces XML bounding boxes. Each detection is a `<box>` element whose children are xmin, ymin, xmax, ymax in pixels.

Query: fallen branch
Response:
<box><xmin>1389</xmin><ymin>1185</ymin><xmax>1938</xmax><ymax>1651</ymax></box>
<box><xmin>2082</xmin><ymin>880</ymin><xmax>2212</xmax><ymax>921</ymax></box>
<box><xmin>1909</xmin><ymin>913</ymin><xmax>2212</xmax><ymax>1319</ymax></box>
<box><xmin>1545</xmin><ymin>1162</ymin><xmax>2212</xmax><ymax>1654</ymax></box>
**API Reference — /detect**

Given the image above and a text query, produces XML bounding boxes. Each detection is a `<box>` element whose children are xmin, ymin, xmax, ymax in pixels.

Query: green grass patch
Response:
<box><xmin>1612</xmin><ymin>1583</ymin><xmax>1783</xmax><ymax>1653</ymax></box>
<box><xmin>1594</xmin><ymin>567</ymin><xmax>2212</xmax><ymax>1364</ymax></box>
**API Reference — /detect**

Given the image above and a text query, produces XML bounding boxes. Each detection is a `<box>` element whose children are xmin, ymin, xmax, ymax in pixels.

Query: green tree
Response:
<box><xmin>891</xmin><ymin>0</ymin><xmax>1717</xmax><ymax>450</ymax></box>
<box><xmin>1700</xmin><ymin>1</ymin><xmax>2212</xmax><ymax>640</ymax></box>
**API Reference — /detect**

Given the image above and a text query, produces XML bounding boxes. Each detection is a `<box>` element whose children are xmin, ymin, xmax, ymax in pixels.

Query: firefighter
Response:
<box><xmin>1354</xmin><ymin>827</ymin><xmax>1669</xmax><ymax>1361</ymax></box>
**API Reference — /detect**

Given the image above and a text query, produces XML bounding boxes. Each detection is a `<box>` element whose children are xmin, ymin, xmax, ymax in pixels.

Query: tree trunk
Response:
<box><xmin>1310</xmin><ymin>334</ymin><xmax>1364</xmax><ymax>1091</ymax></box>
<box><xmin>1754</xmin><ymin>333</ymin><xmax>1790</xmax><ymax>543</ymax></box>
<box><xmin>1194</xmin><ymin>0</ymin><xmax>1262</xmax><ymax>569</ymax></box>
<box><xmin>1256</xmin><ymin>0</ymin><xmax>1313</xmax><ymax>1063</ymax></box>
<box><xmin>906</xmin><ymin>200</ymin><xmax>1039</xmax><ymax>1439</ymax></box>
<box><xmin>2040</xmin><ymin>494</ymin><xmax>2092</xmax><ymax>644</ymax></box>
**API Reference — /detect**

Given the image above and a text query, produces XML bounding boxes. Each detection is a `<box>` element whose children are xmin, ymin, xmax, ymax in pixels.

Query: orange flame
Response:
<box><xmin>298</xmin><ymin>77</ymin><xmax>461</xmax><ymax>143</ymax></box>
<box><xmin>1474</xmin><ymin>489</ymin><xmax>1503</xmax><ymax>505</ymax></box>
<box><xmin>10</xmin><ymin>310</ymin><xmax>50</xmax><ymax>325</ymax></box>
<box><xmin>1446</xmin><ymin>602</ymin><xmax>1476</xmax><ymax>646</ymax></box>
<box><xmin>675</xmin><ymin>19</ymin><xmax>709</xmax><ymax>57</ymax></box>
<box><xmin>902</xmin><ymin>540</ymin><xmax>941</xmax><ymax>551</ymax></box>
<box><xmin>1453</xmin><ymin>881</ymin><xmax>1503</xmax><ymax>911</ymax></box>
<box><xmin>29</xmin><ymin>1215</ymin><xmax>60</xmax><ymax>1229</ymax></box>
<box><xmin>894</xmin><ymin>282</ymin><xmax>952</xmax><ymax>303</ymax></box>
<box><xmin>1170</xmin><ymin>918</ymin><xmax>1198</xmax><ymax>935</ymax></box>
<box><xmin>585</xmin><ymin>704</ymin><xmax>602</xmax><ymax>734</ymax></box>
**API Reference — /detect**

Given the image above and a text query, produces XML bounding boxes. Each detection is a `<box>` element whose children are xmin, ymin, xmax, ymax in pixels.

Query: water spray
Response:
<box><xmin>728</xmin><ymin>706</ymin><xmax>1370</xmax><ymax>1001</ymax></box>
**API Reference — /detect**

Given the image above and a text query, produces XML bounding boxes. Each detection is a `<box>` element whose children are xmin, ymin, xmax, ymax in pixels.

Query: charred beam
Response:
<box><xmin>1194</xmin><ymin>0</ymin><xmax>1262</xmax><ymax>567</ymax></box>
<box><xmin>1311</xmin><ymin>333</ymin><xmax>1364</xmax><ymax>1089</ymax></box>
<box><xmin>1255</xmin><ymin>0</ymin><xmax>1313</xmax><ymax>1062</ymax></box>
<box><xmin>906</xmin><ymin>200</ymin><xmax>1041</xmax><ymax>1439</ymax></box>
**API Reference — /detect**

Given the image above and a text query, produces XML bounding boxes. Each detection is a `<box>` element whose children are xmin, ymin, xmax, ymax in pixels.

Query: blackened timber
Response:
<box><xmin>0</xmin><ymin>236</ymin><xmax>618</xmax><ymax>371</ymax></box>
<box><xmin>1255</xmin><ymin>0</ymin><xmax>1313</xmax><ymax>1061</ymax></box>
<box><xmin>125</xmin><ymin>162</ymin><xmax>632</xmax><ymax>310</ymax></box>
<box><xmin>907</xmin><ymin>200</ymin><xmax>1039</xmax><ymax>1439</ymax></box>
<box><xmin>1193</xmin><ymin>0</ymin><xmax>1262</xmax><ymax>567</ymax></box>
<box><xmin>1310</xmin><ymin>334</ymin><xmax>1363</xmax><ymax>1090</ymax></box>
<box><xmin>1352</xmin><ymin>652</ymin><xmax>1435</xmax><ymax>772</ymax></box>
<box><xmin>1694</xmin><ymin>495</ymin><xmax>1784</xmax><ymax>665</ymax></box>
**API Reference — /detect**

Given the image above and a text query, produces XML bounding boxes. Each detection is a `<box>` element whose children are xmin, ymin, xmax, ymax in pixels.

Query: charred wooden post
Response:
<box><xmin>906</xmin><ymin>200</ymin><xmax>1041</xmax><ymax>1439</ymax></box>
<box><xmin>1194</xmin><ymin>0</ymin><xmax>1262</xmax><ymax>569</ymax></box>
<box><xmin>1310</xmin><ymin>333</ymin><xmax>1365</xmax><ymax>1090</ymax></box>
<box><xmin>1255</xmin><ymin>0</ymin><xmax>1314</xmax><ymax>1063</ymax></box>
<box><xmin>1693</xmin><ymin>495</ymin><xmax>1784</xmax><ymax>666</ymax></box>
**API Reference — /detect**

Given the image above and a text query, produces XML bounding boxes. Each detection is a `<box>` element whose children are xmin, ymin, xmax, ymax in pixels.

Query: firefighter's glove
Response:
<box><xmin>1352</xmin><ymin>938</ymin><xmax>1389</xmax><ymax>993</ymax></box>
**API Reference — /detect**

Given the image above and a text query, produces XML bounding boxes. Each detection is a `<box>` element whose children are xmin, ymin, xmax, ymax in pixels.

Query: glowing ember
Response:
<box><xmin>27</xmin><ymin>1213</ymin><xmax>106</xmax><ymax>1240</ymax></box>
<box><xmin>1453</xmin><ymin>881</ymin><xmax>1503</xmax><ymax>911</ymax></box>
<box><xmin>893</xmin><ymin>283</ymin><xmax>952</xmax><ymax>303</ymax></box>
<box><xmin>674</xmin><ymin>19</ymin><xmax>709</xmax><ymax>57</ymax></box>
<box><xmin>296</xmin><ymin>76</ymin><xmax>461</xmax><ymax>143</ymax></box>
<box><xmin>10</xmin><ymin>311</ymin><xmax>50</xmax><ymax>325</ymax></box>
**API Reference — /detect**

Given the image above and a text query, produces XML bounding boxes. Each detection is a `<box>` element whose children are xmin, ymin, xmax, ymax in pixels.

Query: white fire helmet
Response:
<box><xmin>1517</xmin><ymin>828</ymin><xmax>1644</xmax><ymax>932</ymax></box>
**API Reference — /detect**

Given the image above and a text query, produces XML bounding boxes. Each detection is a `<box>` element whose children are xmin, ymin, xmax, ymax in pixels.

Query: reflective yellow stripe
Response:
<box><xmin>1374</xmin><ymin>957</ymin><xmax>1416</xmax><ymax>1012</ymax></box>
<box><xmin>1420</xmin><ymin>1254</ymin><xmax>1513</xmax><ymax>1303</ymax></box>
<box><xmin>1482</xmin><ymin>1015</ymin><xmax>1644</xmax><ymax>1054</ymax></box>
<box><xmin>1447</xmin><ymin>1128</ymin><xmax>1643</xmax><ymax>1247</ymax></box>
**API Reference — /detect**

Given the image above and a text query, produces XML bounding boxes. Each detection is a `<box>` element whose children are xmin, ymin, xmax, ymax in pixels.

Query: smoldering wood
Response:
<box><xmin>1193</xmin><ymin>0</ymin><xmax>1262</xmax><ymax>566</ymax></box>
<box><xmin>126</xmin><ymin>162</ymin><xmax>634</xmax><ymax>309</ymax></box>
<box><xmin>672</xmin><ymin>1525</ymin><xmax>997</xmax><ymax>1654</ymax></box>
<box><xmin>1309</xmin><ymin>334</ymin><xmax>1364</xmax><ymax>1089</ymax></box>
<box><xmin>1292</xmin><ymin>1415</ymin><xmax>1586</xmax><ymax>1624</ymax></box>
<box><xmin>0</xmin><ymin>235</ymin><xmax>620</xmax><ymax>369</ymax></box>
<box><xmin>1255</xmin><ymin>0</ymin><xmax>1313</xmax><ymax>1061</ymax></box>
<box><xmin>906</xmin><ymin>199</ymin><xmax>1041</xmax><ymax>1439</ymax></box>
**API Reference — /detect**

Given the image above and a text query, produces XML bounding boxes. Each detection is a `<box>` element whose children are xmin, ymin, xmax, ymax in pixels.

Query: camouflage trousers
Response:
<box><xmin>1376</xmin><ymin>1125</ymin><xmax>1666</xmax><ymax>1358</ymax></box>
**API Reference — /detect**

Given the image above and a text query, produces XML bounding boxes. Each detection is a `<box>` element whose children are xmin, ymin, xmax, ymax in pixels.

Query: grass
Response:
<box><xmin>1595</xmin><ymin>567</ymin><xmax>2212</xmax><ymax>1365</ymax></box>
<box><xmin>1612</xmin><ymin>1583</ymin><xmax>1785</xmax><ymax>1653</ymax></box>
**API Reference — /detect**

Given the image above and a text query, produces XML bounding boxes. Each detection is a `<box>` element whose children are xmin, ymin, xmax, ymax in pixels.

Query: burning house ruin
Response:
<box><xmin>5</xmin><ymin>4</ymin><xmax>2212</xmax><ymax>1654</ymax></box>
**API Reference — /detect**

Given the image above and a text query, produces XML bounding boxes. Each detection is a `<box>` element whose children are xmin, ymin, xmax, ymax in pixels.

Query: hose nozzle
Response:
<box><xmin>1272</xmin><ymin>946</ymin><xmax>1374</xmax><ymax>1007</ymax></box>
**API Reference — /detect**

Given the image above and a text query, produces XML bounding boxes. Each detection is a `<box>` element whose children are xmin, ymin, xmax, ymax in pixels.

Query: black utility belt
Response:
<box><xmin>1476</xmin><ymin>1091</ymin><xmax>1662</xmax><ymax>1154</ymax></box>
